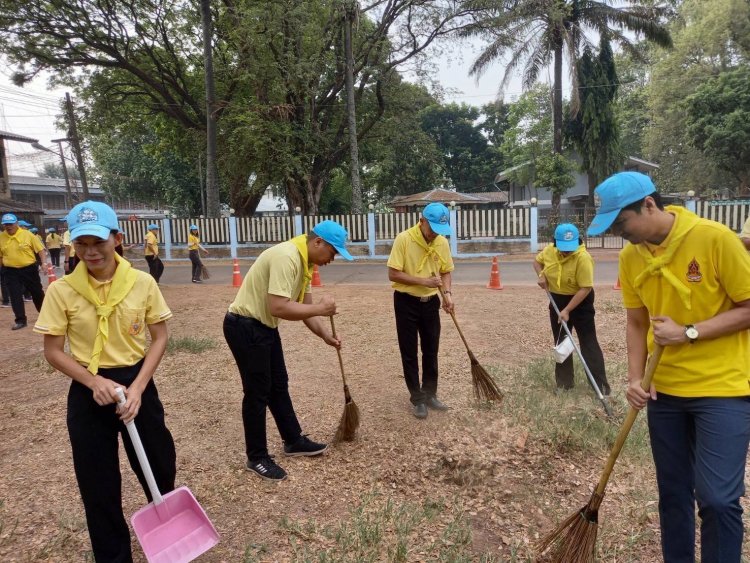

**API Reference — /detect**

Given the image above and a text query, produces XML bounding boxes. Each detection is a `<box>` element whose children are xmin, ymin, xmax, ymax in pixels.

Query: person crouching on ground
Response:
<box><xmin>533</xmin><ymin>223</ymin><xmax>610</xmax><ymax>395</ymax></box>
<box><xmin>223</xmin><ymin>220</ymin><xmax>354</xmax><ymax>482</ymax></box>
<box><xmin>388</xmin><ymin>202</ymin><xmax>455</xmax><ymax>419</ymax></box>
<box><xmin>34</xmin><ymin>201</ymin><xmax>176</xmax><ymax>562</ymax></box>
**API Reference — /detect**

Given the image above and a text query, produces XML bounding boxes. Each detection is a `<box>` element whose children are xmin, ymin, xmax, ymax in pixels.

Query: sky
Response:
<box><xmin>0</xmin><ymin>39</ymin><xmax>545</xmax><ymax>177</ymax></box>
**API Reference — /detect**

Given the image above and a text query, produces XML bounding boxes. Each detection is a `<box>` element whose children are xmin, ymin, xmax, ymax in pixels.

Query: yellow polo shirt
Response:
<box><xmin>0</xmin><ymin>228</ymin><xmax>44</xmax><ymax>268</ymax></box>
<box><xmin>188</xmin><ymin>234</ymin><xmax>200</xmax><ymax>251</ymax></box>
<box><xmin>535</xmin><ymin>244</ymin><xmax>594</xmax><ymax>295</ymax></box>
<box><xmin>621</xmin><ymin>208</ymin><xmax>750</xmax><ymax>397</ymax></box>
<box><xmin>228</xmin><ymin>241</ymin><xmax>308</xmax><ymax>329</ymax></box>
<box><xmin>46</xmin><ymin>233</ymin><xmax>62</xmax><ymax>249</ymax></box>
<box><xmin>145</xmin><ymin>231</ymin><xmax>159</xmax><ymax>256</ymax></box>
<box><xmin>62</xmin><ymin>230</ymin><xmax>76</xmax><ymax>258</ymax></box>
<box><xmin>33</xmin><ymin>270</ymin><xmax>172</xmax><ymax>368</ymax></box>
<box><xmin>387</xmin><ymin>228</ymin><xmax>455</xmax><ymax>298</ymax></box>
<box><xmin>740</xmin><ymin>217</ymin><xmax>750</xmax><ymax>240</ymax></box>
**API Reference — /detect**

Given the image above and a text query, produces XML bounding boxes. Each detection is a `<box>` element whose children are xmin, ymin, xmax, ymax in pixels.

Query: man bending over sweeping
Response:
<box><xmin>223</xmin><ymin>220</ymin><xmax>354</xmax><ymax>482</ymax></box>
<box><xmin>35</xmin><ymin>201</ymin><xmax>176</xmax><ymax>562</ymax></box>
<box><xmin>588</xmin><ymin>172</ymin><xmax>750</xmax><ymax>563</ymax></box>
<box><xmin>388</xmin><ymin>202</ymin><xmax>455</xmax><ymax>419</ymax></box>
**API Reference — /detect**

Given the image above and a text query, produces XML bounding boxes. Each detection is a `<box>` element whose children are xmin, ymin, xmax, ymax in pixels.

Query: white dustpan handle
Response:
<box><xmin>115</xmin><ymin>387</ymin><xmax>164</xmax><ymax>505</ymax></box>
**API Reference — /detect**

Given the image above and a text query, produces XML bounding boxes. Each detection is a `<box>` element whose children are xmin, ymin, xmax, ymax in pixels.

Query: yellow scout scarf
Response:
<box><xmin>632</xmin><ymin>205</ymin><xmax>700</xmax><ymax>310</ymax></box>
<box><xmin>290</xmin><ymin>234</ymin><xmax>313</xmax><ymax>303</ymax></box>
<box><xmin>407</xmin><ymin>223</ymin><xmax>448</xmax><ymax>273</ymax></box>
<box><xmin>540</xmin><ymin>244</ymin><xmax>585</xmax><ymax>289</ymax></box>
<box><xmin>63</xmin><ymin>253</ymin><xmax>138</xmax><ymax>374</ymax></box>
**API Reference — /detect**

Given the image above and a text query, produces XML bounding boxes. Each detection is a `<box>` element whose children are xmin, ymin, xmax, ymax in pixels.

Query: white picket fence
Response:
<box><xmin>695</xmin><ymin>201</ymin><xmax>750</xmax><ymax>232</ymax></box>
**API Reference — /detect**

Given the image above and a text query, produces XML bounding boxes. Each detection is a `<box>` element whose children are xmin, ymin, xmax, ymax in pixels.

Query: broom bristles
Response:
<box><xmin>200</xmin><ymin>264</ymin><xmax>210</xmax><ymax>279</ymax></box>
<box><xmin>468</xmin><ymin>351</ymin><xmax>503</xmax><ymax>402</ymax></box>
<box><xmin>537</xmin><ymin>493</ymin><xmax>602</xmax><ymax>562</ymax></box>
<box><xmin>333</xmin><ymin>399</ymin><xmax>360</xmax><ymax>443</ymax></box>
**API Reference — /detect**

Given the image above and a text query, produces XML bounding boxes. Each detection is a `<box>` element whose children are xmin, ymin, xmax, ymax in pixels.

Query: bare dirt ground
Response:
<box><xmin>0</xmin><ymin>281</ymin><xmax>745</xmax><ymax>561</ymax></box>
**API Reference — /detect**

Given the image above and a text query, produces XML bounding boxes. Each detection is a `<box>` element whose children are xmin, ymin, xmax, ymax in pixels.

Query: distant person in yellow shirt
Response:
<box><xmin>739</xmin><ymin>216</ymin><xmax>750</xmax><ymax>250</ymax></box>
<box><xmin>61</xmin><ymin>220</ymin><xmax>77</xmax><ymax>273</ymax></box>
<box><xmin>34</xmin><ymin>201</ymin><xmax>176</xmax><ymax>562</ymax></box>
<box><xmin>143</xmin><ymin>223</ymin><xmax>164</xmax><ymax>283</ymax></box>
<box><xmin>187</xmin><ymin>224</ymin><xmax>209</xmax><ymax>283</ymax></box>
<box><xmin>0</xmin><ymin>213</ymin><xmax>47</xmax><ymax>330</ymax></box>
<box><xmin>46</xmin><ymin>227</ymin><xmax>63</xmax><ymax>268</ymax></box>
<box><xmin>223</xmin><ymin>220</ymin><xmax>353</xmax><ymax>482</ymax></box>
<box><xmin>588</xmin><ymin>171</ymin><xmax>750</xmax><ymax>563</ymax></box>
<box><xmin>387</xmin><ymin>203</ymin><xmax>455</xmax><ymax>419</ymax></box>
<box><xmin>533</xmin><ymin>223</ymin><xmax>610</xmax><ymax>395</ymax></box>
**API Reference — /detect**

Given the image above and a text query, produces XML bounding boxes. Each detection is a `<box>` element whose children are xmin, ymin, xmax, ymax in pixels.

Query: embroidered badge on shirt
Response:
<box><xmin>686</xmin><ymin>258</ymin><xmax>702</xmax><ymax>283</ymax></box>
<box><xmin>129</xmin><ymin>319</ymin><xmax>143</xmax><ymax>335</ymax></box>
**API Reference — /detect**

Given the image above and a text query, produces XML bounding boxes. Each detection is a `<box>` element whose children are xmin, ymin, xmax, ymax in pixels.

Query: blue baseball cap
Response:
<box><xmin>189</xmin><ymin>224</ymin><xmax>199</xmax><ymax>231</ymax></box>
<box><xmin>47</xmin><ymin>227</ymin><xmax>56</xmax><ymax>233</ymax></box>
<box><xmin>422</xmin><ymin>202</ymin><xmax>451</xmax><ymax>236</ymax></box>
<box><xmin>1</xmin><ymin>213</ymin><xmax>17</xmax><ymax>224</ymax></box>
<box><xmin>66</xmin><ymin>201</ymin><xmax>120</xmax><ymax>240</ymax></box>
<box><xmin>18</xmin><ymin>220</ymin><xmax>32</xmax><ymax>228</ymax></box>
<box><xmin>554</xmin><ymin>223</ymin><xmax>580</xmax><ymax>251</ymax></box>
<box><xmin>147</xmin><ymin>223</ymin><xmax>160</xmax><ymax>230</ymax></box>
<box><xmin>587</xmin><ymin>172</ymin><xmax>656</xmax><ymax>236</ymax></box>
<box><xmin>311</xmin><ymin>220</ymin><xmax>354</xmax><ymax>261</ymax></box>
<box><xmin>30</xmin><ymin>227</ymin><xmax>38</xmax><ymax>233</ymax></box>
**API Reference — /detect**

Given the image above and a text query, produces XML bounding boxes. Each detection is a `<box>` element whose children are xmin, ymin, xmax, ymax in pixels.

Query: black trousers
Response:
<box><xmin>394</xmin><ymin>291</ymin><xmax>441</xmax><ymax>405</ymax></box>
<box><xmin>3</xmin><ymin>263</ymin><xmax>44</xmax><ymax>323</ymax></box>
<box><xmin>189</xmin><ymin>250</ymin><xmax>203</xmax><ymax>281</ymax></box>
<box><xmin>145</xmin><ymin>255</ymin><xmax>164</xmax><ymax>283</ymax></box>
<box><xmin>0</xmin><ymin>266</ymin><xmax>8</xmax><ymax>304</ymax></box>
<box><xmin>67</xmin><ymin>361</ymin><xmax>176</xmax><ymax>563</ymax></box>
<box><xmin>49</xmin><ymin>248</ymin><xmax>61</xmax><ymax>266</ymax></box>
<box><xmin>223</xmin><ymin>312</ymin><xmax>302</xmax><ymax>461</ymax></box>
<box><xmin>548</xmin><ymin>290</ymin><xmax>609</xmax><ymax>393</ymax></box>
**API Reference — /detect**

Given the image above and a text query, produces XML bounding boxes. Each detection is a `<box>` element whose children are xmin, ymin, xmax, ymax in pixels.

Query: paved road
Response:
<box><xmin>134</xmin><ymin>255</ymin><xmax>621</xmax><ymax>287</ymax></box>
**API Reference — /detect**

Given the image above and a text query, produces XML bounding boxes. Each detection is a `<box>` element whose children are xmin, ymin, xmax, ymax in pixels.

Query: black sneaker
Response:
<box><xmin>246</xmin><ymin>457</ymin><xmax>287</xmax><ymax>481</ymax></box>
<box><xmin>426</xmin><ymin>397</ymin><xmax>449</xmax><ymax>411</ymax></box>
<box><xmin>283</xmin><ymin>435</ymin><xmax>328</xmax><ymax>457</ymax></box>
<box><xmin>11</xmin><ymin>321</ymin><xmax>27</xmax><ymax>331</ymax></box>
<box><xmin>413</xmin><ymin>403</ymin><xmax>428</xmax><ymax>419</ymax></box>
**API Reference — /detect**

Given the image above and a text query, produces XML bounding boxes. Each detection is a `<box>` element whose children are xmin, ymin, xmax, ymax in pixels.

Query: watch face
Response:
<box><xmin>686</xmin><ymin>327</ymin><xmax>699</xmax><ymax>340</ymax></box>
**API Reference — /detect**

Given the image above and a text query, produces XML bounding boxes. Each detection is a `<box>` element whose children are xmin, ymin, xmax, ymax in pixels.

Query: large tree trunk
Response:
<box><xmin>551</xmin><ymin>40</ymin><xmax>564</xmax><ymax>214</ymax></box>
<box><xmin>201</xmin><ymin>0</ymin><xmax>221</xmax><ymax>218</ymax></box>
<box><xmin>344</xmin><ymin>2</ymin><xmax>362</xmax><ymax>213</ymax></box>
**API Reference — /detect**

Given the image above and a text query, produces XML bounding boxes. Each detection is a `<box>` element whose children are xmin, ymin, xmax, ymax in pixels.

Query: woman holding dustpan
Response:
<box><xmin>533</xmin><ymin>223</ymin><xmax>611</xmax><ymax>396</ymax></box>
<box><xmin>34</xmin><ymin>201</ymin><xmax>177</xmax><ymax>562</ymax></box>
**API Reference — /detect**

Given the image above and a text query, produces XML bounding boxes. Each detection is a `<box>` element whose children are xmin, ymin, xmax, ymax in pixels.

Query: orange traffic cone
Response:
<box><xmin>232</xmin><ymin>258</ymin><xmax>242</xmax><ymax>288</ymax></box>
<box><xmin>311</xmin><ymin>264</ymin><xmax>323</xmax><ymax>287</ymax></box>
<box><xmin>486</xmin><ymin>256</ymin><xmax>503</xmax><ymax>290</ymax></box>
<box><xmin>47</xmin><ymin>263</ymin><xmax>57</xmax><ymax>284</ymax></box>
<box><xmin>613</xmin><ymin>277</ymin><xmax>621</xmax><ymax>290</ymax></box>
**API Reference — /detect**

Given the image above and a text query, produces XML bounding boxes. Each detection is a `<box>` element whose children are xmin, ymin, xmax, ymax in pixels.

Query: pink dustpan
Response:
<box><xmin>116</xmin><ymin>389</ymin><xmax>219</xmax><ymax>562</ymax></box>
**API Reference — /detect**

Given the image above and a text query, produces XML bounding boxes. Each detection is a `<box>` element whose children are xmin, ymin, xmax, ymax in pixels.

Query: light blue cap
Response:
<box><xmin>587</xmin><ymin>172</ymin><xmax>656</xmax><ymax>236</ymax></box>
<box><xmin>1</xmin><ymin>213</ymin><xmax>17</xmax><ymax>224</ymax></box>
<box><xmin>189</xmin><ymin>224</ymin><xmax>198</xmax><ymax>231</ymax></box>
<box><xmin>66</xmin><ymin>201</ymin><xmax>119</xmax><ymax>240</ymax></box>
<box><xmin>311</xmin><ymin>220</ymin><xmax>354</xmax><ymax>261</ymax></box>
<box><xmin>47</xmin><ymin>227</ymin><xmax>56</xmax><ymax>233</ymax></box>
<box><xmin>30</xmin><ymin>227</ymin><xmax>38</xmax><ymax>233</ymax></box>
<box><xmin>18</xmin><ymin>220</ymin><xmax>31</xmax><ymax>227</ymax></box>
<box><xmin>554</xmin><ymin>223</ymin><xmax>580</xmax><ymax>251</ymax></box>
<box><xmin>422</xmin><ymin>203</ymin><xmax>451</xmax><ymax>236</ymax></box>
<box><xmin>147</xmin><ymin>223</ymin><xmax>160</xmax><ymax>230</ymax></box>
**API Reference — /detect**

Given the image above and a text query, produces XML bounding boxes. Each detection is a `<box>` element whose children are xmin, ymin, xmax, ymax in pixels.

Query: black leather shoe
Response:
<box><xmin>11</xmin><ymin>322</ymin><xmax>27</xmax><ymax>331</ymax></box>
<box><xmin>413</xmin><ymin>403</ymin><xmax>428</xmax><ymax>419</ymax></box>
<box><xmin>426</xmin><ymin>397</ymin><xmax>449</xmax><ymax>411</ymax></box>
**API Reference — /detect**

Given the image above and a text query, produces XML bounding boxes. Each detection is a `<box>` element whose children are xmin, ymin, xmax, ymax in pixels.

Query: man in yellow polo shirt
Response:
<box><xmin>144</xmin><ymin>223</ymin><xmax>164</xmax><ymax>283</ymax></box>
<box><xmin>533</xmin><ymin>223</ymin><xmax>610</xmax><ymax>395</ymax></box>
<box><xmin>0</xmin><ymin>213</ymin><xmax>47</xmax><ymax>330</ymax></box>
<box><xmin>223</xmin><ymin>220</ymin><xmax>353</xmax><ymax>482</ymax></box>
<box><xmin>34</xmin><ymin>201</ymin><xmax>176</xmax><ymax>561</ymax></box>
<box><xmin>45</xmin><ymin>226</ymin><xmax>63</xmax><ymax>268</ymax></box>
<box><xmin>587</xmin><ymin>171</ymin><xmax>750</xmax><ymax>563</ymax></box>
<box><xmin>388</xmin><ymin>203</ymin><xmax>455</xmax><ymax>419</ymax></box>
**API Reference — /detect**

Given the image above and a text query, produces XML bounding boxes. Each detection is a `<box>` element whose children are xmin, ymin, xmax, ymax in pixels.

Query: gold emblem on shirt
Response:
<box><xmin>686</xmin><ymin>258</ymin><xmax>702</xmax><ymax>283</ymax></box>
<box><xmin>129</xmin><ymin>319</ymin><xmax>143</xmax><ymax>335</ymax></box>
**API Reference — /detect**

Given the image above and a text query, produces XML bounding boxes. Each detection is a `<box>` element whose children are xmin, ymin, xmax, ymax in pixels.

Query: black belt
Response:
<box><xmin>396</xmin><ymin>292</ymin><xmax>438</xmax><ymax>303</ymax></box>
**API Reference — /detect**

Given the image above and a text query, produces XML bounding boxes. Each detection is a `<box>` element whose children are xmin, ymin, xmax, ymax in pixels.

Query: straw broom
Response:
<box><xmin>431</xmin><ymin>259</ymin><xmax>503</xmax><ymax>403</ymax></box>
<box><xmin>537</xmin><ymin>344</ymin><xmax>664</xmax><ymax>562</ymax></box>
<box><xmin>200</xmin><ymin>264</ymin><xmax>210</xmax><ymax>280</ymax></box>
<box><xmin>330</xmin><ymin>316</ymin><xmax>360</xmax><ymax>442</ymax></box>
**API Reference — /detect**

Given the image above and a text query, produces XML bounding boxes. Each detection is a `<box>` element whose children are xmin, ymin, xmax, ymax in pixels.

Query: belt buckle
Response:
<box><xmin>420</xmin><ymin>295</ymin><xmax>431</xmax><ymax>302</ymax></box>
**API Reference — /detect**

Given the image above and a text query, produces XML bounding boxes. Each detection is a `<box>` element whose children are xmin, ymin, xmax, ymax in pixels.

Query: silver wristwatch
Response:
<box><xmin>685</xmin><ymin>324</ymin><xmax>699</xmax><ymax>343</ymax></box>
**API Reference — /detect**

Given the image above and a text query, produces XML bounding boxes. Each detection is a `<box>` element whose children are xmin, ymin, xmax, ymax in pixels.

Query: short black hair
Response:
<box><xmin>621</xmin><ymin>191</ymin><xmax>664</xmax><ymax>214</ymax></box>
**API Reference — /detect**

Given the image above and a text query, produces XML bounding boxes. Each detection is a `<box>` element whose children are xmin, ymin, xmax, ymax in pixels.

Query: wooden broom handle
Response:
<box><xmin>429</xmin><ymin>256</ymin><xmax>473</xmax><ymax>352</ymax></box>
<box><xmin>329</xmin><ymin>316</ymin><xmax>348</xmax><ymax>386</ymax></box>
<box><xmin>594</xmin><ymin>344</ymin><xmax>664</xmax><ymax>495</ymax></box>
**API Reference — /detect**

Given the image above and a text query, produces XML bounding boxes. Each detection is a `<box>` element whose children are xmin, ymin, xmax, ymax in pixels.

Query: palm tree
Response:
<box><xmin>460</xmin><ymin>0</ymin><xmax>672</xmax><ymax>207</ymax></box>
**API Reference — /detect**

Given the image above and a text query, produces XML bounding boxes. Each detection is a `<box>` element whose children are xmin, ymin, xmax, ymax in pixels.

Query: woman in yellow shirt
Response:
<box><xmin>187</xmin><ymin>225</ymin><xmax>209</xmax><ymax>283</ymax></box>
<box><xmin>45</xmin><ymin>227</ymin><xmax>63</xmax><ymax>267</ymax></box>
<box><xmin>533</xmin><ymin>223</ymin><xmax>610</xmax><ymax>395</ymax></box>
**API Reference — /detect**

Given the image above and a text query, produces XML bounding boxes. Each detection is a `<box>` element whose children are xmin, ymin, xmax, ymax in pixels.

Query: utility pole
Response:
<box><xmin>64</xmin><ymin>93</ymin><xmax>89</xmax><ymax>199</ymax></box>
<box><xmin>200</xmin><ymin>0</ymin><xmax>220</xmax><ymax>218</ymax></box>
<box><xmin>50</xmin><ymin>138</ymin><xmax>74</xmax><ymax>208</ymax></box>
